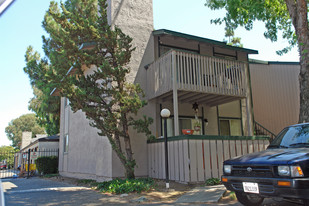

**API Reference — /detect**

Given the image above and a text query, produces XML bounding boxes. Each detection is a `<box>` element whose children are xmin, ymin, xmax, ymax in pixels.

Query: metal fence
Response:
<box><xmin>0</xmin><ymin>149</ymin><xmax>59</xmax><ymax>179</ymax></box>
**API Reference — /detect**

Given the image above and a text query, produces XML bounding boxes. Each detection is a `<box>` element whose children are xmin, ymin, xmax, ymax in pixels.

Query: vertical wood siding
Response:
<box><xmin>250</xmin><ymin>63</ymin><xmax>300</xmax><ymax>134</ymax></box>
<box><xmin>148</xmin><ymin>138</ymin><xmax>269</xmax><ymax>183</ymax></box>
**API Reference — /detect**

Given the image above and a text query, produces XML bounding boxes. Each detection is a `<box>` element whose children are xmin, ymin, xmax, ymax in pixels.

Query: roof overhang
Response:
<box><xmin>152</xmin><ymin>90</ymin><xmax>244</xmax><ymax>107</ymax></box>
<box><xmin>153</xmin><ymin>29</ymin><xmax>258</xmax><ymax>55</ymax></box>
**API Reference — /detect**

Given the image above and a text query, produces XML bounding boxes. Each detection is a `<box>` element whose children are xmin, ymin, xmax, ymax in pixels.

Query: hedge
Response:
<box><xmin>35</xmin><ymin>156</ymin><xmax>58</xmax><ymax>175</ymax></box>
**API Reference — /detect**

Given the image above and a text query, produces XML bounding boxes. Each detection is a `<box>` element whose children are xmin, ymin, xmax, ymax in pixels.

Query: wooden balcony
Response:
<box><xmin>146</xmin><ymin>50</ymin><xmax>249</xmax><ymax>106</ymax></box>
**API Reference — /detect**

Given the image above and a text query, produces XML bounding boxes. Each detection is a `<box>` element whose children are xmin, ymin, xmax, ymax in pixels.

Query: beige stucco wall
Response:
<box><xmin>21</xmin><ymin>132</ymin><xmax>32</xmax><ymax>150</ymax></box>
<box><xmin>109</xmin><ymin>0</ymin><xmax>153</xmax><ymax>83</ymax></box>
<box><xmin>218</xmin><ymin>101</ymin><xmax>241</xmax><ymax>118</ymax></box>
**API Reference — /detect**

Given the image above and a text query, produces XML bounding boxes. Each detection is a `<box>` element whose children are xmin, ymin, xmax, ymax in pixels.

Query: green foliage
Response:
<box><xmin>205</xmin><ymin>178</ymin><xmax>221</xmax><ymax>186</ymax></box>
<box><xmin>24</xmin><ymin>46</ymin><xmax>60</xmax><ymax>136</ymax></box>
<box><xmin>0</xmin><ymin>146</ymin><xmax>16</xmax><ymax>168</ymax></box>
<box><xmin>35</xmin><ymin>156</ymin><xmax>58</xmax><ymax>175</ymax></box>
<box><xmin>5</xmin><ymin>114</ymin><xmax>45</xmax><ymax>148</ymax></box>
<box><xmin>205</xmin><ymin>0</ymin><xmax>309</xmax><ymax>123</ymax></box>
<box><xmin>205</xmin><ymin>0</ymin><xmax>296</xmax><ymax>54</ymax></box>
<box><xmin>95</xmin><ymin>178</ymin><xmax>154</xmax><ymax>194</ymax></box>
<box><xmin>224</xmin><ymin>27</ymin><xmax>243</xmax><ymax>47</ymax></box>
<box><xmin>28</xmin><ymin>0</ymin><xmax>155</xmax><ymax>178</ymax></box>
<box><xmin>230</xmin><ymin>191</ymin><xmax>237</xmax><ymax>200</ymax></box>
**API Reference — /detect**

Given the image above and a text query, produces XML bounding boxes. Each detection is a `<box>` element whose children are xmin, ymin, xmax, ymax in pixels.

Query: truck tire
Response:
<box><xmin>236</xmin><ymin>192</ymin><xmax>264</xmax><ymax>206</ymax></box>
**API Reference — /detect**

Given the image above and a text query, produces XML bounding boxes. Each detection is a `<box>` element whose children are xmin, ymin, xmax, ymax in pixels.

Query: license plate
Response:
<box><xmin>243</xmin><ymin>182</ymin><xmax>259</xmax><ymax>194</ymax></box>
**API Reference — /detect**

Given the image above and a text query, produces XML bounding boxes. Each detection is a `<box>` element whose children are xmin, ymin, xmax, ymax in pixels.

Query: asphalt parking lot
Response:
<box><xmin>0</xmin><ymin>177</ymin><xmax>303</xmax><ymax>206</ymax></box>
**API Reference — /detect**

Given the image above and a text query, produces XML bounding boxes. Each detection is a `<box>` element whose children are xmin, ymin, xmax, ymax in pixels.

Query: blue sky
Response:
<box><xmin>0</xmin><ymin>0</ymin><xmax>299</xmax><ymax>146</ymax></box>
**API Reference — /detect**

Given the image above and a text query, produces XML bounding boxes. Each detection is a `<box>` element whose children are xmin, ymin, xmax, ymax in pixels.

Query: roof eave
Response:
<box><xmin>153</xmin><ymin>29</ymin><xmax>258</xmax><ymax>55</ymax></box>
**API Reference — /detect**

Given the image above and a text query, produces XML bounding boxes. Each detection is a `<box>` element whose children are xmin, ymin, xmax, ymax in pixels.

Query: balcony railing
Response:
<box><xmin>146</xmin><ymin>50</ymin><xmax>248</xmax><ymax>100</ymax></box>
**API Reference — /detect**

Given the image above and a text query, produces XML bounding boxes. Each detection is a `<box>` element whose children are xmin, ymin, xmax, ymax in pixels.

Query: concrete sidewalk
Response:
<box><xmin>175</xmin><ymin>185</ymin><xmax>226</xmax><ymax>203</ymax></box>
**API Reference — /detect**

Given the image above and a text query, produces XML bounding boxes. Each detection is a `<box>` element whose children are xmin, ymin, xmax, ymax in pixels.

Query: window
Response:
<box><xmin>219</xmin><ymin>119</ymin><xmax>242</xmax><ymax>136</ymax></box>
<box><xmin>64</xmin><ymin>134</ymin><xmax>69</xmax><ymax>153</ymax></box>
<box><xmin>162</xmin><ymin>117</ymin><xmax>203</xmax><ymax>137</ymax></box>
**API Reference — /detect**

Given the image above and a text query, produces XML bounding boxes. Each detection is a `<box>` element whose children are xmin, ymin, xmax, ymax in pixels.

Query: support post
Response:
<box><xmin>172</xmin><ymin>51</ymin><xmax>179</xmax><ymax>135</ymax></box>
<box><xmin>161</xmin><ymin>108</ymin><xmax>171</xmax><ymax>189</ymax></box>
<box><xmin>164</xmin><ymin>117</ymin><xmax>169</xmax><ymax>189</ymax></box>
<box><xmin>27</xmin><ymin>149</ymin><xmax>30</xmax><ymax>178</ymax></box>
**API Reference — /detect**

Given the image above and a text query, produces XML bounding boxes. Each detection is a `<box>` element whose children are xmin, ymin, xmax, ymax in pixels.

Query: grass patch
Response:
<box><xmin>95</xmin><ymin>178</ymin><xmax>155</xmax><ymax>194</ymax></box>
<box><xmin>229</xmin><ymin>191</ymin><xmax>237</xmax><ymax>200</ymax></box>
<box><xmin>205</xmin><ymin>178</ymin><xmax>221</xmax><ymax>186</ymax></box>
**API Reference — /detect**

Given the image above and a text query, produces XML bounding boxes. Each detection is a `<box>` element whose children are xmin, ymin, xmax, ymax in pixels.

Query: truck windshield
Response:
<box><xmin>269</xmin><ymin>124</ymin><xmax>309</xmax><ymax>148</ymax></box>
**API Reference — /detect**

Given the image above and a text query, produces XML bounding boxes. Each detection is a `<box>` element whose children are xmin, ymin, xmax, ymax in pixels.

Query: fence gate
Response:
<box><xmin>0</xmin><ymin>149</ymin><xmax>59</xmax><ymax>179</ymax></box>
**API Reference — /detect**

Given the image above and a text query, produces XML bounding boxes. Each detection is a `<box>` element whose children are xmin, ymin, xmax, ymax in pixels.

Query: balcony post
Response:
<box><xmin>172</xmin><ymin>50</ymin><xmax>179</xmax><ymax>135</ymax></box>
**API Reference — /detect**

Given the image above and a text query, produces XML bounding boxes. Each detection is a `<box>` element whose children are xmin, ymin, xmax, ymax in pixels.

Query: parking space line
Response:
<box><xmin>6</xmin><ymin>186</ymin><xmax>91</xmax><ymax>194</ymax></box>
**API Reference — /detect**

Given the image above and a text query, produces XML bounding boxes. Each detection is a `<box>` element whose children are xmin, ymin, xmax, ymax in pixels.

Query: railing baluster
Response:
<box><xmin>180</xmin><ymin>51</ymin><xmax>184</xmax><ymax>90</ymax></box>
<box><xmin>209</xmin><ymin>57</ymin><xmax>214</xmax><ymax>93</ymax></box>
<box><xmin>146</xmin><ymin>50</ymin><xmax>248</xmax><ymax>99</ymax></box>
<box><xmin>185</xmin><ymin>53</ymin><xmax>190</xmax><ymax>89</ymax></box>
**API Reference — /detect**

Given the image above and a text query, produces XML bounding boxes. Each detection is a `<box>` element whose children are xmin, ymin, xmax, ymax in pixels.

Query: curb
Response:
<box><xmin>0</xmin><ymin>179</ymin><xmax>5</xmax><ymax>206</ymax></box>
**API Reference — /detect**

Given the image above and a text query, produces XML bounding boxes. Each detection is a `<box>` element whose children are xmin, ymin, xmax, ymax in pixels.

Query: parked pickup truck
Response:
<box><xmin>222</xmin><ymin>123</ymin><xmax>309</xmax><ymax>206</ymax></box>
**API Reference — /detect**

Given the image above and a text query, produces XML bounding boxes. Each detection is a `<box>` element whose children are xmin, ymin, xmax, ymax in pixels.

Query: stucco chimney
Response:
<box><xmin>21</xmin><ymin>131</ymin><xmax>32</xmax><ymax>149</ymax></box>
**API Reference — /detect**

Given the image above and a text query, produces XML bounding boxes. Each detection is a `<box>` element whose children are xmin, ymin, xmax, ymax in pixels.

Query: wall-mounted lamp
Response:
<box><xmin>192</xmin><ymin>102</ymin><xmax>199</xmax><ymax>113</ymax></box>
<box><xmin>205</xmin><ymin>118</ymin><xmax>209</xmax><ymax>126</ymax></box>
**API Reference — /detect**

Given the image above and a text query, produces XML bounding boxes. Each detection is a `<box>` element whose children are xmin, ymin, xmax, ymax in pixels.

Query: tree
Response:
<box><xmin>5</xmin><ymin>114</ymin><xmax>45</xmax><ymax>149</ymax></box>
<box><xmin>205</xmin><ymin>0</ymin><xmax>308</xmax><ymax>123</ymax></box>
<box><xmin>24</xmin><ymin>47</ymin><xmax>60</xmax><ymax>136</ymax></box>
<box><xmin>224</xmin><ymin>27</ymin><xmax>243</xmax><ymax>47</ymax></box>
<box><xmin>0</xmin><ymin>146</ymin><xmax>16</xmax><ymax>169</ymax></box>
<box><xmin>32</xmin><ymin>0</ymin><xmax>153</xmax><ymax>179</ymax></box>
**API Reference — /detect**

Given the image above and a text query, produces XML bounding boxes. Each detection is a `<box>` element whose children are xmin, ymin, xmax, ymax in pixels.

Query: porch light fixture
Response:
<box><xmin>160</xmin><ymin>108</ymin><xmax>170</xmax><ymax>189</ymax></box>
<box><xmin>192</xmin><ymin>102</ymin><xmax>199</xmax><ymax>113</ymax></box>
<box><xmin>205</xmin><ymin>118</ymin><xmax>209</xmax><ymax>126</ymax></box>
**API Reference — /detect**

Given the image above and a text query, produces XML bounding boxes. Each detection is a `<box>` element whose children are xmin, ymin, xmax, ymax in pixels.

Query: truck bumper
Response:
<box><xmin>222</xmin><ymin>176</ymin><xmax>309</xmax><ymax>200</ymax></box>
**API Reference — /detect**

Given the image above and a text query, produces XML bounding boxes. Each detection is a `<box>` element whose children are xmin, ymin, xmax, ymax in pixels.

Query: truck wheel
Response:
<box><xmin>236</xmin><ymin>192</ymin><xmax>264</xmax><ymax>206</ymax></box>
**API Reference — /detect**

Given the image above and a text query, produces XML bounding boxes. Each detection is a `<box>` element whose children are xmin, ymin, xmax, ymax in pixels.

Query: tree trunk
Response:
<box><xmin>122</xmin><ymin>113</ymin><xmax>135</xmax><ymax>179</ymax></box>
<box><xmin>285</xmin><ymin>0</ymin><xmax>309</xmax><ymax>123</ymax></box>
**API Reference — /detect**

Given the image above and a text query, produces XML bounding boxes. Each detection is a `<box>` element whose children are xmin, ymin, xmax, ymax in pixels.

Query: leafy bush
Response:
<box><xmin>35</xmin><ymin>156</ymin><xmax>58</xmax><ymax>175</ymax></box>
<box><xmin>96</xmin><ymin>178</ymin><xmax>154</xmax><ymax>194</ymax></box>
<box><xmin>205</xmin><ymin>178</ymin><xmax>221</xmax><ymax>186</ymax></box>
